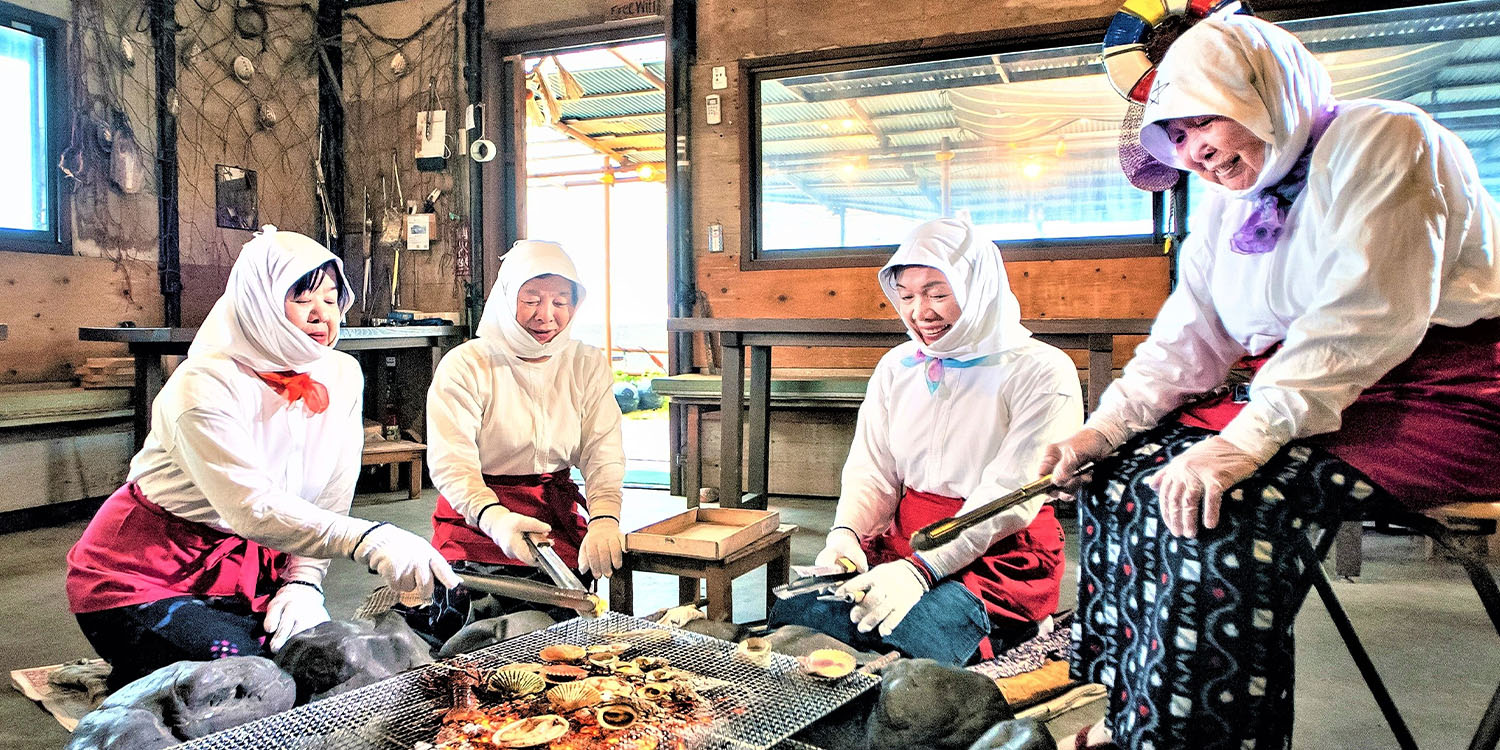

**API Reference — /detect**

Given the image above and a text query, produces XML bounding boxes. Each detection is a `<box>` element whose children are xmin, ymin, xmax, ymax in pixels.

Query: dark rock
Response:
<box><xmin>866</xmin><ymin>658</ymin><xmax>1014</xmax><ymax>750</ymax></box>
<box><xmin>791</xmin><ymin>689</ymin><xmax>878</xmax><ymax>750</ymax></box>
<box><xmin>438</xmin><ymin>611</ymin><xmax>557</xmax><ymax>657</ymax></box>
<box><xmin>67</xmin><ymin>657</ymin><xmax>295</xmax><ymax>750</ymax></box>
<box><xmin>681</xmin><ymin>618</ymin><xmax>746</xmax><ymax>643</ymax></box>
<box><xmin>274</xmin><ymin>613</ymin><xmax>433</xmax><ymax>704</ymax></box>
<box><xmin>967</xmin><ymin>718</ymin><xmax>1054</xmax><ymax>750</ymax></box>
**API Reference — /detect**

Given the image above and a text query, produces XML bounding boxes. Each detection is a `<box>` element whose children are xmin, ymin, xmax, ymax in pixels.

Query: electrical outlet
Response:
<box><xmin>706</xmin><ymin>94</ymin><xmax>721</xmax><ymax>125</ymax></box>
<box><xmin>711</xmin><ymin>66</ymin><xmax>727</xmax><ymax>90</ymax></box>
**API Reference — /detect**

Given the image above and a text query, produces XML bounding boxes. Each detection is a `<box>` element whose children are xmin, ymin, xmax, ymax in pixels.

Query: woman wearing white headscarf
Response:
<box><xmin>423</xmin><ymin>240</ymin><xmax>624</xmax><ymax>635</ymax></box>
<box><xmin>769</xmin><ymin>218</ymin><xmax>1082</xmax><ymax>664</ymax></box>
<box><xmin>66</xmin><ymin>226</ymin><xmax>459</xmax><ymax>689</ymax></box>
<box><xmin>1041</xmin><ymin>15</ymin><xmax>1500</xmax><ymax>749</ymax></box>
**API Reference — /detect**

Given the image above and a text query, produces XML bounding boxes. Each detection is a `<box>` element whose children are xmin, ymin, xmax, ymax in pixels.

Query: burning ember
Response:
<box><xmin>419</xmin><ymin>646</ymin><xmax>718</xmax><ymax>750</ymax></box>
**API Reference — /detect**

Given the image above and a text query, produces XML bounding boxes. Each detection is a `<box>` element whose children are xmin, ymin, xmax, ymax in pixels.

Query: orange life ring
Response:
<box><xmin>1103</xmin><ymin>0</ymin><xmax>1250</xmax><ymax>102</ymax></box>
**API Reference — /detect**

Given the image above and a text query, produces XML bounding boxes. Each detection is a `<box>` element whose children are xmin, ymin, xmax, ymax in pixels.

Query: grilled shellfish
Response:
<box><xmin>803</xmin><ymin>648</ymin><xmax>856</xmax><ymax>679</ymax></box>
<box><xmin>631</xmin><ymin>656</ymin><xmax>668</xmax><ymax>672</ymax></box>
<box><xmin>491</xmin><ymin>714</ymin><xmax>570</xmax><ymax>748</ymax></box>
<box><xmin>542</xmin><ymin>664</ymin><xmax>589</xmax><ymax>683</ymax></box>
<box><xmin>484</xmin><ymin>666</ymin><xmax>544</xmax><ymax>697</ymax></box>
<box><xmin>637</xmin><ymin>682</ymin><xmax>674</xmax><ymax>701</ymax></box>
<box><xmin>539</xmin><ymin>644</ymin><xmax>586</xmax><ymax>663</ymax></box>
<box><xmin>582</xmin><ymin>676</ymin><xmax>633</xmax><ymax>697</ymax></box>
<box><xmin>547</xmin><ymin>681</ymin><xmax>603</xmax><ymax>712</ymax></box>
<box><xmin>594</xmin><ymin>699</ymin><xmax>642</xmax><ymax>730</ymax></box>
<box><xmin>610</xmin><ymin>663</ymin><xmax>644</xmax><ymax>677</ymax></box>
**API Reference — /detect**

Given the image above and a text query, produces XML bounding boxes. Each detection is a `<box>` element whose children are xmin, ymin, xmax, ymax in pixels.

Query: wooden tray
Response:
<box><xmin>625</xmin><ymin>508</ymin><xmax>781</xmax><ymax>560</ymax></box>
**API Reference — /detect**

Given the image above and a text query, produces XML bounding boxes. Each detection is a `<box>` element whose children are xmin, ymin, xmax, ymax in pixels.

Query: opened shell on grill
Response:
<box><xmin>594</xmin><ymin>699</ymin><xmax>642</xmax><ymax>730</ymax></box>
<box><xmin>547</xmin><ymin>681</ymin><xmax>602</xmax><ymax>712</ymax></box>
<box><xmin>484</xmin><ymin>667</ymin><xmax>544</xmax><ymax>697</ymax></box>
<box><xmin>803</xmin><ymin>648</ymin><xmax>856</xmax><ymax>679</ymax></box>
<box><xmin>542</xmin><ymin>664</ymin><xmax>589</xmax><ymax>684</ymax></box>
<box><xmin>631</xmin><ymin>656</ymin><xmax>668</xmax><ymax>672</ymax></box>
<box><xmin>582</xmin><ymin>676</ymin><xmax>633</xmax><ymax>697</ymax></box>
<box><xmin>539</xmin><ymin>644</ymin><xmax>586</xmax><ymax>663</ymax></box>
<box><xmin>735</xmin><ymin>637</ymin><xmax>773</xmax><ymax>667</ymax></box>
<box><xmin>491</xmin><ymin>714</ymin><xmax>570</xmax><ymax>747</ymax></box>
<box><xmin>610</xmin><ymin>662</ymin><xmax>644</xmax><ymax>677</ymax></box>
<box><xmin>637</xmin><ymin>682</ymin><xmax>674</xmax><ymax>701</ymax></box>
<box><xmin>587</xmin><ymin>642</ymin><xmax>632</xmax><ymax>656</ymax></box>
<box><xmin>647</xmin><ymin>668</ymin><xmax>689</xmax><ymax>683</ymax></box>
<box><xmin>585</xmin><ymin>652</ymin><xmax>618</xmax><ymax>670</ymax></box>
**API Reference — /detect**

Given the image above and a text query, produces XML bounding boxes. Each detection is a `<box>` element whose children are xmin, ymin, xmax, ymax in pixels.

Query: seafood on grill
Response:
<box><xmin>646</xmin><ymin>668</ymin><xmax>689</xmax><ymax>683</ymax></box>
<box><xmin>546</xmin><ymin>681</ymin><xmax>603</xmax><ymax>712</ymax></box>
<box><xmin>539</xmin><ymin>644</ymin><xmax>586</xmax><ymax>663</ymax></box>
<box><xmin>801</xmin><ymin>649</ymin><xmax>857</xmax><ymax>679</ymax></box>
<box><xmin>594</xmin><ymin>699</ymin><xmax>645</xmax><ymax>730</ymax></box>
<box><xmin>631</xmin><ymin>656</ymin><xmax>669</xmax><ymax>672</ymax></box>
<box><xmin>734</xmin><ymin>637</ymin><xmax>773</xmax><ymax>667</ymax></box>
<box><xmin>491</xmin><ymin>714</ymin><xmax>570</xmax><ymax>747</ymax></box>
<box><xmin>610</xmin><ymin>662</ymin><xmax>644</xmax><ymax>677</ymax></box>
<box><xmin>585</xmin><ymin>651</ymin><xmax>618</xmax><ymax>670</ymax></box>
<box><xmin>542</xmin><ymin>664</ymin><xmax>589</xmax><ymax>683</ymax></box>
<box><xmin>637</xmin><ymin>682</ymin><xmax>675</xmax><ymax>701</ymax></box>
<box><xmin>586</xmin><ymin>642</ymin><xmax>632</xmax><ymax>657</ymax></box>
<box><xmin>582</xmin><ymin>675</ymin><xmax>634</xmax><ymax>697</ymax></box>
<box><xmin>482</xmin><ymin>667</ymin><xmax>545</xmax><ymax>698</ymax></box>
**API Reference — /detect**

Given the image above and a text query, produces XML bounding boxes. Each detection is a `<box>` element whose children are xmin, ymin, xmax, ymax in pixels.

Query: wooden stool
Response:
<box><xmin>609</xmin><ymin>526</ymin><xmax>794</xmax><ymax>623</ymax></box>
<box><xmin>360</xmin><ymin>440</ymin><xmax>426</xmax><ymax>500</ymax></box>
<box><xmin>1425</xmin><ymin>501</ymin><xmax>1500</xmax><ymax>560</ymax></box>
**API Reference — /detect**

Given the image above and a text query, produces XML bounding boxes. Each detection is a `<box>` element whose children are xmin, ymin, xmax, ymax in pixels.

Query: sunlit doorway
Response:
<box><xmin>522</xmin><ymin>40</ymin><xmax>669</xmax><ymax>488</ymax></box>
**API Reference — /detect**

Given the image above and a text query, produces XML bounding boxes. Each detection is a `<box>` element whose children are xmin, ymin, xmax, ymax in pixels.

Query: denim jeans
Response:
<box><xmin>768</xmin><ymin>580</ymin><xmax>990</xmax><ymax>665</ymax></box>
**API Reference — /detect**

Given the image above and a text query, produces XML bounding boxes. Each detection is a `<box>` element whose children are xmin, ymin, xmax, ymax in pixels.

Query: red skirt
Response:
<box><xmin>863</xmin><ymin>487</ymin><xmax>1065</xmax><ymax>656</ymax></box>
<box><xmin>1178</xmin><ymin>318</ymin><xmax>1500</xmax><ymax>510</ymax></box>
<box><xmin>430</xmin><ymin>472</ymin><xmax>590</xmax><ymax>568</ymax></box>
<box><xmin>65</xmin><ymin>483</ymin><xmax>286</xmax><ymax>615</ymax></box>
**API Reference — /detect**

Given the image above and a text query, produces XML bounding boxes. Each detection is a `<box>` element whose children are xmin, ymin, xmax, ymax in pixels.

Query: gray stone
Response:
<box><xmin>967</xmin><ymin>718</ymin><xmax>1054</xmax><ymax>750</ymax></box>
<box><xmin>866</xmin><ymin>658</ymin><xmax>1014</xmax><ymax>750</ymax></box>
<box><xmin>274</xmin><ymin>613</ymin><xmax>433</xmax><ymax>704</ymax></box>
<box><xmin>437</xmin><ymin>610</ymin><xmax>556</xmax><ymax>658</ymax></box>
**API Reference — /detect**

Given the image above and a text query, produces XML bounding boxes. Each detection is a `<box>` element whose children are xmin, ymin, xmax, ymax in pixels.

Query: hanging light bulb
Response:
<box><xmin>637</xmin><ymin>164</ymin><xmax>656</xmax><ymax>181</ymax></box>
<box><xmin>1021</xmin><ymin>156</ymin><xmax>1044</xmax><ymax>180</ymax></box>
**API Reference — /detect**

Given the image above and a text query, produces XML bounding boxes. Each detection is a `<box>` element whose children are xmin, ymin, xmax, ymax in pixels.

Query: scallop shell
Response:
<box><xmin>647</xmin><ymin>668</ymin><xmax>688</xmax><ymax>683</ymax></box>
<box><xmin>631</xmin><ymin>656</ymin><xmax>668</xmax><ymax>672</ymax></box>
<box><xmin>735</xmin><ymin>637</ymin><xmax>773</xmax><ymax>666</ymax></box>
<box><xmin>610</xmin><ymin>663</ymin><xmax>644</xmax><ymax>677</ymax></box>
<box><xmin>587</xmin><ymin>642</ymin><xmax>632</xmax><ymax>656</ymax></box>
<box><xmin>540</xmin><ymin>644</ymin><xmax>586</xmax><ymax>663</ymax></box>
<box><xmin>594</xmin><ymin>699</ymin><xmax>641</xmax><ymax>730</ymax></box>
<box><xmin>638</xmin><ymin>682</ymin><xmax>674</xmax><ymax>700</ymax></box>
<box><xmin>585</xmin><ymin>652</ymin><xmax>618</xmax><ymax>669</ymax></box>
<box><xmin>492</xmin><ymin>714</ymin><xmax>569</xmax><ymax>748</ymax></box>
<box><xmin>547</xmin><ymin>681</ymin><xmax>603</xmax><ymax>712</ymax></box>
<box><xmin>542</xmin><ymin>664</ymin><xmax>588</xmax><ymax>684</ymax></box>
<box><xmin>803</xmin><ymin>648</ymin><xmax>856</xmax><ymax>679</ymax></box>
<box><xmin>583</xmin><ymin>676</ymin><xmax>633</xmax><ymax>697</ymax></box>
<box><xmin>484</xmin><ymin>667</ymin><xmax>544</xmax><ymax>697</ymax></box>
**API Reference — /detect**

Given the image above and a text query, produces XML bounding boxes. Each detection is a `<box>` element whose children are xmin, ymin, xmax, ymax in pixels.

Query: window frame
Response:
<box><xmin>740</xmin><ymin>20</ymin><xmax>1171</xmax><ymax>270</ymax></box>
<box><xmin>0</xmin><ymin>1</ymin><xmax>69</xmax><ymax>255</ymax></box>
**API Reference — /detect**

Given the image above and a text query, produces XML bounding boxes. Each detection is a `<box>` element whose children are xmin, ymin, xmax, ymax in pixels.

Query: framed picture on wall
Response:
<box><xmin>215</xmin><ymin>164</ymin><xmax>258</xmax><ymax>231</ymax></box>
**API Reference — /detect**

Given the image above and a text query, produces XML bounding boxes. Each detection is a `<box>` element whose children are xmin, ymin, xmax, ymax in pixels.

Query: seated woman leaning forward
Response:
<box><xmin>769</xmin><ymin>218</ymin><xmax>1083</xmax><ymax>665</ymax></box>
<box><xmin>1043</xmin><ymin>15</ymin><xmax>1500</xmax><ymax>750</ymax></box>
<box><xmin>422</xmin><ymin>240</ymin><xmax>625</xmax><ymax>637</ymax></box>
<box><xmin>66</xmin><ymin>226</ymin><xmax>459</xmax><ymax>690</ymax></box>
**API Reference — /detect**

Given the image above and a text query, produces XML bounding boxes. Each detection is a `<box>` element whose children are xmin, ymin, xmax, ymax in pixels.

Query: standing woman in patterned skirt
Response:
<box><xmin>1042</xmin><ymin>14</ymin><xmax>1500</xmax><ymax>750</ymax></box>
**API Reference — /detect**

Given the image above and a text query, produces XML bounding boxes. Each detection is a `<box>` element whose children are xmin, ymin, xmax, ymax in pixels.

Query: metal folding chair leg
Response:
<box><xmin>1293</xmin><ymin>528</ymin><xmax>1420</xmax><ymax>750</ymax></box>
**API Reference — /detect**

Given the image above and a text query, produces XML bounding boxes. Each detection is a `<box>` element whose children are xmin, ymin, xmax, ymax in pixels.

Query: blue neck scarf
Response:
<box><xmin>900</xmin><ymin>349</ymin><xmax>997</xmax><ymax>394</ymax></box>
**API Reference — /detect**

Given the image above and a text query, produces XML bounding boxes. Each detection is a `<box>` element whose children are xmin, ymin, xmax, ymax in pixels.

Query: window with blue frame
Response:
<box><xmin>0</xmin><ymin>3</ymin><xmax>61</xmax><ymax>249</ymax></box>
<box><xmin>749</xmin><ymin>40</ymin><xmax>1160</xmax><ymax>266</ymax></box>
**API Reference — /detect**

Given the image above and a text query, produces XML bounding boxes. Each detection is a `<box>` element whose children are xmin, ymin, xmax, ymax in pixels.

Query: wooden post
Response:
<box><xmin>603</xmin><ymin>158</ymin><xmax>614</xmax><ymax>365</ymax></box>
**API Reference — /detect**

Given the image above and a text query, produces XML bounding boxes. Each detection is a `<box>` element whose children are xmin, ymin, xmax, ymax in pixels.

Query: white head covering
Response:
<box><xmin>878</xmin><ymin>218</ymin><xmax>1031</xmax><ymax>361</ymax></box>
<box><xmin>476</xmin><ymin>240</ymin><xmax>587</xmax><ymax>360</ymax></box>
<box><xmin>188</xmin><ymin>225</ymin><xmax>353</xmax><ymax>372</ymax></box>
<box><xmin>1138</xmin><ymin>14</ymin><xmax>1336</xmax><ymax>198</ymax></box>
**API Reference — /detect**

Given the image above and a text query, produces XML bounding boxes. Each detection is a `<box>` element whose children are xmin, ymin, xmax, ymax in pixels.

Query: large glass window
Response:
<box><xmin>752</xmin><ymin>41</ymin><xmax>1157</xmax><ymax>263</ymax></box>
<box><xmin>0</xmin><ymin>3</ymin><xmax>62</xmax><ymax>249</ymax></box>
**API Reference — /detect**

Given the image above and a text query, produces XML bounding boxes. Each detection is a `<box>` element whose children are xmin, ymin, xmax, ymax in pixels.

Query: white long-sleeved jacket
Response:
<box><xmin>1089</xmin><ymin>17</ymin><xmax>1500</xmax><ymax>461</ymax></box>
<box><xmin>426</xmin><ymin>337</ymin><xmax>625</xmax><ymax>526</ymax></box>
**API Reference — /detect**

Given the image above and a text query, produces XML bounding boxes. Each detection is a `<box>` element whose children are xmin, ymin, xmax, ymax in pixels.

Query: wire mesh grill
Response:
<box><xmin>179</xmin><ymin>613</ymin><xmax>878</xmax><ymax>750</ymax></box>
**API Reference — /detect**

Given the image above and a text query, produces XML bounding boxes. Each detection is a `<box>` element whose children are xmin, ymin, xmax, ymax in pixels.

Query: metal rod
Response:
<box><xmin>909</xmin><ymin>467</ymin><xmax>1086</xmax><ymax>551</ymax></box>
<box><xmin>458</xmin><ymin>573</ymin><xmax>600</xmax><ymax>617</ymax></box>
<box><xmin>149</xmin><ymin>0</ymin><xmax>180</xmax><ymax>327</ymax></box>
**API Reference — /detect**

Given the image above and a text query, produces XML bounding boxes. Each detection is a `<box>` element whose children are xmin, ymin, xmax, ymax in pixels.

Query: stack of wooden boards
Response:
<box><xmin>75</xmin><ymin>358</ymin><xmax>133</xmax><ymax>389</ymax></box>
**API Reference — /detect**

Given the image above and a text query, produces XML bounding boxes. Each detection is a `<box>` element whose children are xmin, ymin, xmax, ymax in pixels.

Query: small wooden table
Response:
<box><xmin>609</xmin><ymin>526</ymin><xmax>794</xmax><ymax>623</ymax></box>
<box><xmin>361</xmin><ymin>439</ymin><xmax>426</xmax><ymax>500</ymax></box>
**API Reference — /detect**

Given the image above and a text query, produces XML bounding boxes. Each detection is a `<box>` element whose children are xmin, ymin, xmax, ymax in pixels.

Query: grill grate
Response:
<box><xmin>178</xmin><ymin>613</ymin><xmax>878</xmax><ymax>750</ymax></box>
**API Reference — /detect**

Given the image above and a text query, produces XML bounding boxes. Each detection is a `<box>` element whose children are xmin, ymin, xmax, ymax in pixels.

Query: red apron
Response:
<box><xmin>66</xmin><ymin>482</ymin><xmax>286</xmax><ymax>615</ymax></box>
<box><xmin>430</xmin><ymin>472</ymin><xmax>590</xmax><ymax>567</ymax></box>
<box><xmin>863</xmin><ymin>488</ymin><xmax>1065</xmax><ymax>657</ymax></box>
<box><xmin>1176</xmin><ymin>319</ymin><xmax>1500</xmax><ymax>510</ymax></box>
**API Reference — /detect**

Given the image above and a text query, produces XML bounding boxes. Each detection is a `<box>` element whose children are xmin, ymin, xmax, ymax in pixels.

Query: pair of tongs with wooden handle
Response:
<box><xmin>908</xmin><ymin>463</ymin><xmax>1094</xmax><ymax>551</ymax></box>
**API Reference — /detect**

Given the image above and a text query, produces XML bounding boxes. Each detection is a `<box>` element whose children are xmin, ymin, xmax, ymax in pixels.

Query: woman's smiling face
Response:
<box><xmin>1162</xmin><ymin>115</ymin><xmax>1268</xmax><ymax>191</ymax></box>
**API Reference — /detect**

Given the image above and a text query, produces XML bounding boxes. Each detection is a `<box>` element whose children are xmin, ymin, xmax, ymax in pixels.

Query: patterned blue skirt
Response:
<box><xmin>1070</xmin><ymin>422</ymin><xmax>1387</xmax><ymax>750</ymax></box>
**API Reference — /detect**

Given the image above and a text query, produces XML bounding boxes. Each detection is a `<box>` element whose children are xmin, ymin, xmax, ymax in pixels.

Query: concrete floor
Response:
<box><xmin>2</xmin><ymin>489</ymin><xmax>1497</xmax><ymax>749</ymax></box>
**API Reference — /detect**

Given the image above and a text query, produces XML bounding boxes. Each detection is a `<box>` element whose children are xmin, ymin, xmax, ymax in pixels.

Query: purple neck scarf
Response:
<box><xmin>1231</xmin><ymin>106</ymin><xmax>1340</xmax><ymax>255</ymax></box>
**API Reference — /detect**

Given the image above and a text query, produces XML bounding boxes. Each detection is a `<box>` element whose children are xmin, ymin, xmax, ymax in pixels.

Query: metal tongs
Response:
<box><xmin>456</xmin><ymin>534</ymin><xmax>603</xmax><ymax>619</ymax></box>
<box><xmin>908</xmin><ymin>462</ymin><xmax>1095</xmax><ymax>551</ymax></box>
<box><xmin>771</xmin><ymin>557</ymin><xmax>860</xmax><ymax>600</ymax></box>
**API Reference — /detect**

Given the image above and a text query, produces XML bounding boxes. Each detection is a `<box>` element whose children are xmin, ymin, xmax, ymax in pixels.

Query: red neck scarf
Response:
<box><xmin>256</xmin><ymin>371</ymin><xmax>330</xmax><ymax>414</ymax></box>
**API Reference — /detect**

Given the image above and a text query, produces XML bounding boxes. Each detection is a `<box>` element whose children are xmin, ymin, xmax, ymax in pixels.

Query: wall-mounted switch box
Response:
<box><xmin>706</xmin><ymin>94</ymin><xmax>722</xmax><ymax>125</ymax></box>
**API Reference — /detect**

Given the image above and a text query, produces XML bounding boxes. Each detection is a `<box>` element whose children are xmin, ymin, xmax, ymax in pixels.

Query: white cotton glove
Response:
<box><xmin>476</xmin><ymin>508</ymin><xmax>553</xmax><ymax>566</ymax></box>
<box><xmin>837</xmin><ymin>559</ymin><xmax>929</xmax><ymax>638</ymax></box>
<box><xmin>353</xmin><ymin>523</ymin><xmax>462</xmax><ymax>600</ymax></box>
<box><xmin>579</xmin><ymin>518</ymin><xmax>625</xmax><ymax>577</ymax></box>
<box><xmin>263</xmin><ymin>582</ymin><xmax>329</xmax><ymax>653</ymax></box>
<box><xmin>1146</xmin><ymin>436</ymin><xmax>1263</xmax><ymax>539</ymax></box>
<box><xmin>814</xmin><ymin>527</ymin><xmax>869</xmax><ymax>573</ymax></box>
<box><xmin>1038</xmin><ymin>427</ymin><xmax>1118</xmax><ymax>495</ymax></box>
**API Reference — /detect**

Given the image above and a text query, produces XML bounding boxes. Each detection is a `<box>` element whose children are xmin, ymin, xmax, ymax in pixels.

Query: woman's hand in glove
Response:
<box><xmin>353</xmin><ymin>523</ymin><xmax>462</xmax><ymax>600</ymax></box>
<box><xmin>263</xmin><ymin>582</ymin><xmax>329</xmax><ymax>652</ymax></box>
<box><xmin>579</xmin><ymin>518</ymin><xmax>625</xmax><ymax>577</ymax></box>
<box><xmin>1038</xmin><ymin>427</ymin><xmax>1117</xmax><ymax>495</ymax></box>
<box><xmin>1146</xmin><ymin>436</ymin><xmax>1262</xmax><ymax>538</ymax></box>
<box><xmin>476</xmin><ymin>508</ymin><xmax>553</xmax><ymax>565</ymax></box>
<box><xmin>814</xmin><ymin>527</ymin><xmax>869</xmax><ymax>573</ymax></box>
<box><xmin>837</xmin><ymin>559</ymin><xmax>930</xmax><ymax>637</ymax></box>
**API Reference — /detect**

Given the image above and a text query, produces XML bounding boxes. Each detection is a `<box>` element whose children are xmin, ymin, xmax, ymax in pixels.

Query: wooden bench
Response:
<box><xmin>361</xmin><ymin>440</ymin><xmax>426</xmax><ymax>500</ymax></box>
<box><xmin>608</xmin><ymin>525</ymin><xmax>795</xmax><ymax>623</ymax></box>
